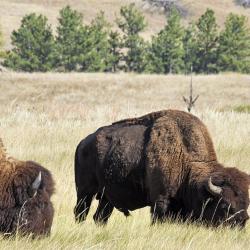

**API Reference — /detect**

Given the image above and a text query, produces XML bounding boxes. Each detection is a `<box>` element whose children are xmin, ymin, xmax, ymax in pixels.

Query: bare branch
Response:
<box><xmin>191</xmin><ymin>95</ymin><xmax>199</xmax><ymax>105</ymax></box>
<box><xmin>183</xmin><ymin>66</ymin><xmax>199</xmax><ymax>112</ymax></box>
<box><xmin>183</xmin><ymin>96</ymin><xmax>188</xmax><ymax>104</ymax></box>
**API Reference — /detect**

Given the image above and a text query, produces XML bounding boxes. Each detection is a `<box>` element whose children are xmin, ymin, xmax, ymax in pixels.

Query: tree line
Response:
<box><xmin>2</xmin><ymin>4</ymin><xmax>250</xmax><ymax>74</ymax></box>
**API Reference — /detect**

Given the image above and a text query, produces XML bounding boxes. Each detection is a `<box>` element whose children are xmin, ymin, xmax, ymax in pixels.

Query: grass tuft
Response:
<box><xmin>232</xmin><ymin>104</ymin><xmax>250</xmax><ymax>113</ymax></box>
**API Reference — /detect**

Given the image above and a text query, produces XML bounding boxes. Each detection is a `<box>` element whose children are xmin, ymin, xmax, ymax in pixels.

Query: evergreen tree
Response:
<box><xmin>124</xmin><ymin>35</ymin><xmax>148</xmax><ymax>72</ymax></box>
<box><xmin>145</xmin><ymin>36</ymin><xmax>165</xmax><ymax>73</ymax></box>
<box><xmin>118</xmin><ymin>3</ymin><xmax>146</xmax><ymax>35</ymax></box>
<box><xmin>194</xmin><ymin>9</ymin><xmax>218</xmax><ymax>73</ymax></box>
<box><xmin>183</xmin><ymin>23</ymin><xmax>197</xmax><ymax>74</ymax></box>
<box><xmin>218</xmin><ymin>13</ymin><xmax>250</xmax><ymax>73</ymax></box>
<box><xmin>117</xmin><ymin>3</ymin><xmax>147</xmax><ymax>72</ymax></box>
<box><xmin>56</xmin><ymin>6</ymin><xmax>84</xmax><ymax>71</ymax></box>
<box><xmin>147</xmin><ymin>8</ymin><xmax>184</xmax><ymax>74</ymax></box>
<box><xmin>4</xmin><ymin>13</ymin><xmax>56</xmax><ymax>72</ymax></box>
<box><xmin>80</xmin><ymin>11</ymin><xmax>110</xmax><ymax>72</ymax></box>
<box><xmin>106</xmin><ymin>31</ymin><xmax>122</xmax><ymax>72</ymax></box>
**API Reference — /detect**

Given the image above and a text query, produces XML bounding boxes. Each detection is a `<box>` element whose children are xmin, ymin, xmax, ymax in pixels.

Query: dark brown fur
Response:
<box><xmin>74</xmin><ymin>110</ymin><xmax>250</xmax><ymax>227</ymax></box>
<box><xmin>0</xmin><ymin>138</ymin><xmax>54</xmax><ymax>237</ymax></box>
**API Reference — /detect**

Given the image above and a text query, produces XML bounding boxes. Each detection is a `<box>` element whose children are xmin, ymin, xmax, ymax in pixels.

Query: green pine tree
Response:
<box><xmin>147</xmin><ymin>8</ymin><xmax>185</xmax><ymax>74</ymax></box>
<box><xmin>125</xmin><ymin>35</ymin><xmax>148</xmax><ymax>73</ymax></box>
<box><xmin>4</xmin><ymin>13</ymin><xmax>56</xmax><ymax>72</ymax></box>
<box><xmin>194</xmin><ymin>9</ymin><xmax>218</xmax><ymax>73</ymax></box>
<box><xmin>106</xmin><ymin>31</ymin><xmax>122</xmax><ymax>72</ymax></box>
<box><xmin>118</xmin><ymin>3</ymin><xmax>146</xmax><ymax>35</ymax></box>
<box><xmin>80</xmin><ymin>11</ymin><xmax>110</xmax><ymax>72</ymax></box>
<box><xmin>117</xmin><ymin>4</ymin><xmax>147</xmax><ymax>72</ymax></box>
<box><xmin>218</xmin><ymin>13</ymin><xmax>250</xmax><ymax>73</ymax></box>
<box><xmin>183</xmin><ymin>23</ymin><xmax>197</xmax><ymax>74</ymax></box>
<box><xmin>56</xmin><ymin>6</ymin><xmax>84</xmax><ymax>71</ymax></box>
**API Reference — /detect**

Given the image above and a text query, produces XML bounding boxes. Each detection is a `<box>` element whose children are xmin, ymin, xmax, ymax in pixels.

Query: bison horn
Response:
<box><xmin>32</xmin><ymin>171</ymin><xmax>42</xmax><ymax>191</ymax></box>
<box><xmin>208</xmin><ymin>177</ymin><xmax>222</xmax><ymax>195</ymax></box>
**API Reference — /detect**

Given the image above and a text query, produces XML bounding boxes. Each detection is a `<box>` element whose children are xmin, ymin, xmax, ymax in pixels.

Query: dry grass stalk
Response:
<box><xmin>183</xmin><ymin>67</ymin><xmax>199</xmax><ymax>112</ymax></box>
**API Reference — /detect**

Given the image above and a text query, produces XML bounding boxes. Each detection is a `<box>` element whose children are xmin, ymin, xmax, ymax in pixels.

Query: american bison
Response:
<box><xmin>0</xmin><ymin>138</ymin><xmax>54</xmax><ymax>237</ymax></box>
<box><xmin>74</xmin><ymin>110</ymin><xmax>250</xmax><ymax>227</ymax></box>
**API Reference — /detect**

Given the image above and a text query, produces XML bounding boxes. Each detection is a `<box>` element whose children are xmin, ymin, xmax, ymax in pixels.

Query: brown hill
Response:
<box><xmin>0</xmin><ymin>0</ymin><xmax>250</xmax><ymax>49</ymax></box>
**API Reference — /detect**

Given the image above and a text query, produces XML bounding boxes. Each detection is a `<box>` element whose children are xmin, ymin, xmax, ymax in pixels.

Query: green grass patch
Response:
<box><xmin>219</xmin><ymin>105</ymin><xmax>250</xmax><ymax>113</ymax></box>
<box><xmin>232</xmin><ymin>105</ymin><xmax>250</xmax><ymax>113</ymax></box>
<box><xmin>0</xmin><ymin>50</ymin><xmax>7</xmax><ymax>59</ymax></box>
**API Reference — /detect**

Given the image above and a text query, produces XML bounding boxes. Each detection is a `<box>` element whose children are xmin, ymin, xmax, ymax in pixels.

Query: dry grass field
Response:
<box><xmin>1</xmin><ymin>0</ymin><xmax>250</xmax><ymax>49</ymax></box>
<box><xmin>0</xmin><ymin>72</ymin><xmax>250</xmax><ymax>249</ymax></box>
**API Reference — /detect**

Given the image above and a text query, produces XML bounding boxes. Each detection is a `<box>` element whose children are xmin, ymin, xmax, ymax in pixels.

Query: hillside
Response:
<box><xmin>1</xmin><ymin>0</ymin><xmax>250</xmax><ymax>49</ymax></box>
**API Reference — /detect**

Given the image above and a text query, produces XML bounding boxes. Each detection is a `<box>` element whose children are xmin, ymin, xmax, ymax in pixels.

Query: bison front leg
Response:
<box><xmin>151</xmin><ymin>197</ymin><xmax>169</xmax><ymax>224</ymax></box>
<box><xmin>93</xmin><ymin>196</ymin><xmax>114</xmax><ymax>225</ymax></box>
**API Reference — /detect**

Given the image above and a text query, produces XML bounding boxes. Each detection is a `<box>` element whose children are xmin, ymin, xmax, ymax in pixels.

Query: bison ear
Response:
<box><xmin>206</xmin><ymin>177</ymin><xmax>223</xmax><ymax>196</ymax></box>
<box><xmin>32</xmin><ymin>171</ymin><xmax>42</xmax><ymax>191</ymax></box>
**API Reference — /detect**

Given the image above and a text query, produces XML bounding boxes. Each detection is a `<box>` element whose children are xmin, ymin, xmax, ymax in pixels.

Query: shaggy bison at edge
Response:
<box><xmin>74</xmin><ymin>110</ymin><xmax>250</xmax><ymax>227</ymax></box>
<box><xmin>0</xmin><ymin>138</ymin><xmax>54</xmax><ymax>237</ymax></box>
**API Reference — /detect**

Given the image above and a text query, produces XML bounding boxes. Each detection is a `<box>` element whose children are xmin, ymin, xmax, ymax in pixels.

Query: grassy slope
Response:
<box><xmin>1</xmin><ymin>0</ymin><xmax>250</xmax><ymax>49</ymax></box>
<box><xmin>0</xmin><ymin>72</ymin><xmax>250</xmax><ymax>249</ymax></box>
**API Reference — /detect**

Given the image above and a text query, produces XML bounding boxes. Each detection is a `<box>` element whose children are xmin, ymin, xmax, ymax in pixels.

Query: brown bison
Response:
<box><xmin>0</xmin><ymin>138</ymin><xmax>54</xmax><ymax>237</ymax></box>
<box><xmin>74</xmin><ymin>110</ymin><xmax>250</xmax><ymax>227</ymax></box>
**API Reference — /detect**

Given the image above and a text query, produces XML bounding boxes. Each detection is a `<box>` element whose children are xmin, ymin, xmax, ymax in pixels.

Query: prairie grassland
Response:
<box><xmin>0</xmin><ymin>72</ymin><xmax>250</xmax><ymax>249</ymax></box>
<box><xmin>1</xmin><ymin>0</ymin><xmax>250</xmax><ymax>49</ymax></box>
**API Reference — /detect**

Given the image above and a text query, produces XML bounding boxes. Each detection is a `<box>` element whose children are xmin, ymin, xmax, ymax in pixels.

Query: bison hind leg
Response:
<box><xmin>74</xmin><ymin>191</ymin><xmax>96</xmax><ymax>223</ymax></box>
<box><xmin>93</xmin><ymin>196</ymin><xmax>114</xmax><ymax>225</ymax></box>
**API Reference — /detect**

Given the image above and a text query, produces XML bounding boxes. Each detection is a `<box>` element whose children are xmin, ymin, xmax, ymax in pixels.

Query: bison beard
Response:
<box><xmin>0</xmin><ymin>139</ymin><xmax>55</xmax><ymax>237</ymax></box>
<box><xmin>74</xmin><ymin>110</ymin><xmax>250</xmax><ymax>227</ymax></box>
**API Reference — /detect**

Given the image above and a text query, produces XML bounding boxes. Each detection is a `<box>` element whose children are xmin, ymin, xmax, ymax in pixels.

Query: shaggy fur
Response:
<box><xmin>0</xmin><ymin>138</ymin><xmax>7</xmax><ymax>161</ymax></box>
<box><xmin>74</xmin><ymin>110</ymin><xmax>250</xmax><ymax>227</ymax></box>
<box><xmin>0</xmin><ymin>138</ymin><xmax>54</xmax><ymax>237</ymax></box>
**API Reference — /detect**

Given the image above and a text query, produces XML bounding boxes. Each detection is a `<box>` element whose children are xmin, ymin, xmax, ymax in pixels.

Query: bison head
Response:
<box><xmin>199</xmin><ymin>168</ymin><xmax>250</xmax><ymax>228</ymax></box>
<box><xmin>15</xmin><ymin>172</ymin><xmax>54</xmax><ymax>237</ymax></box>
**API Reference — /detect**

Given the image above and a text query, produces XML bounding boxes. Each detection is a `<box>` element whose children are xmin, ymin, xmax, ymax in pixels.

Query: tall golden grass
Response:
<box><xmin>0</xmin><ymin>72</ymin><xmax>250</xmax><ymax>249</ymax></box>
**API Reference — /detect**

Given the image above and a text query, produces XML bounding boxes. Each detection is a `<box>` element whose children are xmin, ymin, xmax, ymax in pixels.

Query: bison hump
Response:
<box><xmin>97</xmin><ymin>125</ymin><xmax>147</xmax><ymax>183</ymax></box>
